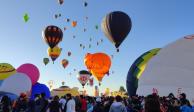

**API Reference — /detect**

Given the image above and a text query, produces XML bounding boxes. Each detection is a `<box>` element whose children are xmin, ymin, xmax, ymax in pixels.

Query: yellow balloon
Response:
<box><xmin>0</xmin><ymin>63</ymin><xmax>16</xmax><ymax>80</ymax></box>
<box><xmin>47</xmin><ymin>46</ymin><xmax>62</xmax><ymax>62</ymax></box>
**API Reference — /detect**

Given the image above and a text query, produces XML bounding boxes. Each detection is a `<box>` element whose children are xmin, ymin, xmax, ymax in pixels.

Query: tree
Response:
<box><xmin>119</xmin><ymin>86</ymin><xmax>126</xmax><ymax>93</ymax></box>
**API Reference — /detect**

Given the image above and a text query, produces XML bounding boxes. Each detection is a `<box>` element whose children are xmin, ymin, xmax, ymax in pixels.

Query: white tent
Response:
<box><xmin>138</xmin><ymin>34</ymin><xmax>194</xmax><ymax>102</ymax></box>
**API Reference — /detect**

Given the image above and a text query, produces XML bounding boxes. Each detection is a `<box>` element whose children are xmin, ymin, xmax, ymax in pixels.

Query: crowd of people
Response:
<box><xmin>0</xmin><ymin>92</ymin><xmax>194</xmax><ymax>112</ymax></box>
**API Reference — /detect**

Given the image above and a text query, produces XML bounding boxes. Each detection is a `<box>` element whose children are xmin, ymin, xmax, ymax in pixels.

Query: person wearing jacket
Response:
<box><xmin>109</xmin><ymin>95</ymin><xmax>127</xmax><ymax>112</ymax></box>
<box><xmin>65</xmin><ymin>93</ymin><xmax>76</xmax><ymax>112</ymax></box>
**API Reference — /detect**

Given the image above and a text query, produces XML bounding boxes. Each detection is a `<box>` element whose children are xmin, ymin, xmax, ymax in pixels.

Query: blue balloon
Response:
<box><xmin>31</xmin><ymin>83</ymin><xmax>50</xmax><ymax>99</ymax></box>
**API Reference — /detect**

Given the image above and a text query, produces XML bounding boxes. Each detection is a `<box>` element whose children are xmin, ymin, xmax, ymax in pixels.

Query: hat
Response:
<box><xmin>96</xmin><ymin>97</ymin><xmax>101</xmax><ymax>102</ymax></box>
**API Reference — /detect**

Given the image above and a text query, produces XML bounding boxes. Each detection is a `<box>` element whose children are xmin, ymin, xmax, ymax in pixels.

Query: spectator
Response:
<box><xmin>109</xmin><ymin>95</ymin><xmax>127</xmax><ymax>112</ymax></box>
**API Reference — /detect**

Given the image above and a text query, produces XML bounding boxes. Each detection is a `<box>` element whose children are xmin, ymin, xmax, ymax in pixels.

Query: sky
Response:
<box><xmin>0</xmin><ymin>0</ymin><xmax>194</xmax><ymax>96</ymax></box>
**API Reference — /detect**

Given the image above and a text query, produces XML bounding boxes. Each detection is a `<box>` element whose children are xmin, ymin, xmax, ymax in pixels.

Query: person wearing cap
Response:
<box><xmin>92</xmin><ymin>97</ymin><xmax>104</xmax><ymax>112</ymax></box>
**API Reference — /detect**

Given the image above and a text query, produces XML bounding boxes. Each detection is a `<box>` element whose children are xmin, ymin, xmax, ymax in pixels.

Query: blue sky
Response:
<box><xmin>0</xmin><ymin>0</ymin><xmax>194</xmax><ymax>95</ymax></box>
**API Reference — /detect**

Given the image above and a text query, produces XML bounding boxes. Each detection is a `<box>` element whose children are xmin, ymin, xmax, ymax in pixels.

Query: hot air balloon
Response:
<box><xmin>83</xmin><ymin>1</ymin><xmax>88</xmax><ymax>7</ymax></box>
<box><xmin>43</xmin><ymin>58</ymin><xmax>49</xmax><ymax>65</ymax></box>
<box><xmin>126</xmin><ymin>48</ymin><xmax>160</xmax><ymax>96</ymax></box>
<box><xmin>78</xmin><ymin>70</ymin><xmax>91</xmax><ymax>88</ymax></box>
<box><xmin>58</xmin><ymin>13</ymin><xmax>61</xmax><ymax>17</ymax></box>
<box><xmin>68</xmin><ymin>52</ymin><xmax>71</xmax><ymax>56</ymax></box>
<box><xmin>137</xmin><ymin>34</ymin><xmax>194</xmax><ymax>101</ymax></box>
<box><xmin>61</xmin><ymin>59</ymin><xmax>69</xmax><ymax>69</ymax></box>
<box><xmin>84</xmin><ymin>53</ymin><xmax>111</xmax><ymax>85</ymax></box>
<box><xmin>43</xmin><ymin>25</ymin><xmax>63</xmax><ymax>49</ymax></box>
<box><xmin>65</xmin><ymin>18</ymin><xmax>70</xmax><ymax>22</ymax></box>
<box><xmin>54</xmin><ymin>14</ymin><xmax>58</xmax><ymax>19</ymax></box>
<box><xmin>95</xmin><ymin>25</ymin><xmax>98</xmax><ymax>30</ymax></box>
<box><xmin>73</xmin><ymin>35</ymin><xmax>76</xmax><ymax>39</ymax></box>
<box><xmin>47</xmin><ymin>46</ymin><xmax>62</xmax><ymax>63</ymax></box>
<box><xmin>89</xmin><ymin>44</ymin><xmax>91</xmax><ymax>48</ymax></box>
<box><xmin>72</xmin><ymin>21</ymin><xmax>77</xmax><ymax>27</ymax></box>
<box><xmin>80</xmin><ymin>44</ymin><xmax>82</xmax><ymax>47</ymax></box>
<box><xmin>85</xmin><ymin>16</ymin><xmax>88</xmax><ymax>20</ymax></box>
<box><xmin>23</xmin><ymin>13</ymin><xmax>29</xmax><ymax>22</ymax></box>
<box><xmin>97</xmin><ymin>42</ymin><xmax>99</xmax><ymax>46</ymax></box>
<box><xmin>84</xmin><ymin>28</ymin><xmax>87</xmax><ymax>32</ymax></box>
<box><xmin>101</xmin><ymin>11</ymin><xmax>132</xmax><ymax>51</ymax></box>
<box><xmin>58</xmin><ymin>0</ymin><xmax>64</xmax><ymax>5</ymax></box>
<box><xmin>64</xmin><ymin>27</ymin><xmax>67</xmax><ymax>31</ymax></box>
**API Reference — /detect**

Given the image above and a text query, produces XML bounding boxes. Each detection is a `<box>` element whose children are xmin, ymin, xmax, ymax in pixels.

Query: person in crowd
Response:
<box><xmin>47</xmin><ymin>95</ymin><xmax>62</xmax><ymax>112</ymax></box>
<box><xmin>109</xmin><ymin>95</ymin><xmax>127</xmax><ymax>112</ymax></box>
<box><xmin>144</xmin><ymin>94</ymin><xmax>161</xmax><ymax>112</ymax></box>
<box><xmin>65</xmin><ymin>93</ymin><xmax>76</xmax><ymax>112</ymax></box>
<box><xmin>92</xmin><ymin>97</ymin><xmax>104</xmax><ymax>112</ymax></box>
<box><xmin>104</xmin><ymin>96</ymin><xmax>114</xmax><ymax>112</ymax></box>
<box><xmin>74</xmin><ymin>96</ymin><xmax>82</xmax><ymax>112</ymax></box>
<box><xmin>40</xmin><ymin>92</ymin><xmax>49</xmax><ymax>112</ymax></box>
<box><xmin>80</xmin><ymin>95</ymin><xmax>87</xmax><ymax>112</ymax></box>
<box><xmin>180</xmin><ymin>99</ymin><xmax>193</xmax><ymax>112</ymax></box>
<box><xmin>14</xmin><ymin>93</ymin><xmax>29</xmax><ymax>112</ymax></box>
<box><xmin>0</xmin><ymin>95</ymin><xmax>11</xmax><ymax>112</ymax></box>
<box><xmin>59</xmin><ymin>95</ymin><xmax>66</xmax><ymax>112</ymax></box>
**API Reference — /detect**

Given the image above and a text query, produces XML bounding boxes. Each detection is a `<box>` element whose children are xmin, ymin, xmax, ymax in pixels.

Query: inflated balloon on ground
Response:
<box><xmin>0</xmin><ymin>73</ymin><xmax>32</xmax><ymax>96</ymax></box>
<box><xmin>31</xmin><ymin>83</ymin><xmax>50</xmax><ymax>99</ymax></box>
<box><xmin>126</xmin><ymin>48</ymin><xmax>161</xmax><ymax>96</ymax></box>
<box><xmin>17</xmin><ymin>63</ymin><xmax>40</xmax><ymax>85</ymax></box>
<box><xmin>0</xmin><ymin>63</ymin><xmax>16</xmax><ymax>80</ymax></box>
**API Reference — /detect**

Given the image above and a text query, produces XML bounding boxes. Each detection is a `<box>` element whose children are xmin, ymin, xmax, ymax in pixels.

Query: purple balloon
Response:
<box><xmin>17</xmin><ymin>63</ymin><xmax>40</xmax><ymax>85</ymax></box>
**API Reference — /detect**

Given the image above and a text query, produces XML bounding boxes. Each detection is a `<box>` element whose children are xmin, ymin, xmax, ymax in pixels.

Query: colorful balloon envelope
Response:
<box><xmin>71</xmin><ymin>21</ymin><xmax>77</xmax><ymax>27</ymax></box>
<box><xmin>23</xmin><ymin>13</ymin><xmax>29</xmax><ymax>22</ymax></box>
<box><xmin>78</xmin><ymin>70</ymin><xmax>91</xmax><ymax>88</ymax></box>
<box><xmin>61</xmin><ymin>59</ymin><xmax>69</xmax><ymax>69</ymax></box>
<box><xmin>43</xmin><ymin>58</ymin><xmax>50</xmax><ymax>65</ymax></box>
<box><xmin>68</xmin><ymin>51</ymin><xmax>71</xmax><ymax>56</ymax></box>
<box><xmin>47</xmin><ymin>46</ymin><xmax>62</xmax><ymax>63</ymax></box>
<box><xmin>58</xmin><ymin>0</ymin><xmax>64</xmax><ymax>5</ymax></box>
<box><xmin>84</xmin><ymin>53</ymin><xmax>111</xmax><ymax>83</ymax></box>
<box><xmin>101</xmin><ymin>11</ymin><xmax>132</xmax><ymax>49</ymax></box>
<box><xmin>0</xmin><ymin>63</ymin><xmax>16</xmax><ymax>80</ymax></box>
<box><xmin>83</xmin><ymin>1</ymin><xmax>88</xmax><ymax>7</ymax></box>
<box><xmin>43</xmin><ymin>25</ymin><xmax>63</xmax><ymax>49</ymax></box>
<box><xmin>126</xmin><ymin>48</ymin><xmax>161</xmax><ymax>96</ymax></box>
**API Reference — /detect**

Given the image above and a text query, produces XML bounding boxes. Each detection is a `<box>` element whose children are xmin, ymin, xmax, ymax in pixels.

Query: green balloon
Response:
<box><xmin>43</xmin><ymin>58</ymin><xmax>49</xmax><ymax>65</ymax></box>
<box><xmin>23</xmin><ymin>13</ymin><xmax>29</xmax><ymax>22</ymax></box>
<box><xmin>95</xmin><ymin>25</ymin><xmax>98</xmax><ymax>29</ymax></box>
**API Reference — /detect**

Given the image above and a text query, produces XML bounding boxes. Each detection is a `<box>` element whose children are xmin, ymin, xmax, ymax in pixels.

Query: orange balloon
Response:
<box><xmin>71</xmin><ymin>21</ymin><xmax>77</xmax><ymax>27</ymax></box>
<box><xmin>84</xmin><ymin>53</ymin><xmax>111</xmax><ymax>82</ymax></box>
<box><xmin>61</xmin><ymin>59</ymin><xmax>69</xmax><ymax>69</ymax></box>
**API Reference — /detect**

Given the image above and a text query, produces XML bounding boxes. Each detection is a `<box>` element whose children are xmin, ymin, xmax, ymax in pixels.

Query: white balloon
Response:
<box><xmin>0</xmin><ymin>72</ymin><xmax>32</xmax><ymax>96</ymax></box>
<box><xmin>138</xmin><ymin>34</ymin><xmax>194</xmax><ymax>101</ymax></box>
